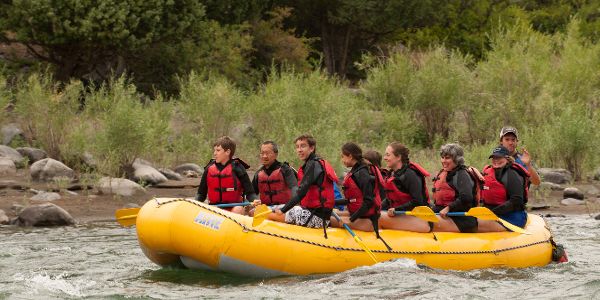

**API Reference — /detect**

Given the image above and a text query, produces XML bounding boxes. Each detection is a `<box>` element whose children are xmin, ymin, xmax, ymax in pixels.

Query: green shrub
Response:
<box><xmin>12</xmin><ymin>74</ymin><xmax>81</xmax><ymax>159</ymax></box>
<box><xmin>84</xmin><ymin>77</ymin><xmax>172</xmax><ymax>176</ymax></box>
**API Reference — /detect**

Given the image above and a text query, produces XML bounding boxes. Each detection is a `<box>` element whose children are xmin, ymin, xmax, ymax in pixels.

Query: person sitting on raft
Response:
<box><xmin>431</xmin><ymin>143</ymin><xmax>478</xmax><ymax>233</ymax></box>
<box><xmin>477</xmin><ymin>145</ymin><xmax>530</xmax><ymax>232</ymax></box>
<box><xmin>268</xmin><ymin>134</ymin><xmax>338</xmax><ymax>238</ymax></box>
<box><xmin>330</xmin><ymin>142</ymin><xmax>384</xmax><ymax>232</ymax></box>
<box><xmin>252</xmin><ymin>140</ymin><xmax>298</xmax><ymax>207</ymax></box>
<box><xmin>377</xmin><ymin>142</ymin><xmax>431</xmax><ymax>232</ymax></box>
<box><xmin>195</xmin><ymin>136</ymin><xmax>258</xmax><ymax>214</ymax></box>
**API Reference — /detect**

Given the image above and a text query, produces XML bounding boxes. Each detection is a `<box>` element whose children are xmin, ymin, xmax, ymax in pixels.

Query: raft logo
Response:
<box><xmin>194</xmin><ymin>212</ymin><xmax>224</xmax><ymax>230</ymax></box>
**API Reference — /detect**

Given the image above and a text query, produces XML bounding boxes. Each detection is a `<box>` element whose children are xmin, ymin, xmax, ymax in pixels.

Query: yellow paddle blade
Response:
<box><xmin>115</xmin><ymin>207</ymin><xmax>140</xmax><ymax>227</ymax></box>
<box><xmin>252</xmin><ymin>205</ymin><xmax>271</xmax><ymax>227</ymax></box>
<box><xmin>465</xmin><ymin>207</ymin><xmax>498</xmax><ymax>221</ymax></box>
<box><xmin>354</xmin><ymin>235</ymin><xmax>378</xmax><ymax>263</ymax></box>
<box><xmin>466</xmin><ymin>207</ymin><xmax>530</xmax><ymax>234</ymax></box>
<box><xmin>407</xmin><ymin>206</ymin><xmax>439</xmax><ymax>223</ymax></box>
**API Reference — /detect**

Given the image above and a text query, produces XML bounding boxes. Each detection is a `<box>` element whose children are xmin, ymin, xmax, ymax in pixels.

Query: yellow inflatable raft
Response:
<box><xmin>136</xmin><ymin>198</ymin><xmax>554</xmax><ymax>277</ymax></box>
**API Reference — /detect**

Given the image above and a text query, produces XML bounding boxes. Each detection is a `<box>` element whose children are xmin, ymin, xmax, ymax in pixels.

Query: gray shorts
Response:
<box><xmin>285</xmin><ymin>206</ymin><xmax>330</xmax><ymax>228</ymax></box>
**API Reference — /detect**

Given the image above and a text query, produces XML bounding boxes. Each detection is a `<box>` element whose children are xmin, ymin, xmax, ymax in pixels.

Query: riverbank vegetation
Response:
<box><xmin>1</xmin><ymin>1</ymin><xmax>600</xmax><ymax>181</ymax></box>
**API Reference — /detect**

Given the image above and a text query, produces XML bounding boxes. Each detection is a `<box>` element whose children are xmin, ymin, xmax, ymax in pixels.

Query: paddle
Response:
<box><xmin>332</xmin><ymin>211</ymin><xmax>379</xmax><ymax>264</ymax></box>
<box><xmin>447</xmin><ymin>207</ymin><xmax>530</xmax><ymax>234</ymax></box>
<box><xmin>252</xmin><ymin>204</ymin><xmax>272</xmax><ymax>226</ymax></box>
<box><xmin>393</xmin><ymin>206</ymin><xmax>439</xmax><ymax>223</ymax></box>
<box><xmin>393</xmin><ymin>206</ymin><xmax>529</xmax><ymax>234</ymax></box>
<box><xmin>115</xmin><ymin>202</ymin><xmax>254</xmax><ymax>227</ymax></box>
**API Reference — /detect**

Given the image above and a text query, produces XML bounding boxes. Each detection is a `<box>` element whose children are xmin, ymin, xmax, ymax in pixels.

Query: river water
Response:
<box><xmin>1</xmin><ymin>215</ymin><xmax>598</xmax><ymax>299</ymax></box>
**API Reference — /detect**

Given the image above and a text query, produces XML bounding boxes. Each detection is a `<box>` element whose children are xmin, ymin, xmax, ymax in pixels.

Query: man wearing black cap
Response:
<box><xmin>499</xmin><ymin>126</ymin><xmax>541</xmax><ymax>185</ymax></box>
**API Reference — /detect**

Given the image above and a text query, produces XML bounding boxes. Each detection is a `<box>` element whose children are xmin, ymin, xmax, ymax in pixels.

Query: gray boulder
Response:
<box><xmin>595</xmin><ymin>214</ymin><xmax>600</xmax><ymax>220</ymax></box>
<box><xmin>96</xmin><ymin>177</ymin><xmax>146</xmax><ymax>197</ymax></box>
<box><xmin>544</xmin><ymin>214</ymin><xmax>566</xmax><ymax>218</ymax></box>
<box><xmin>132</xmin><ymin>160</ymin><xmax>167</xmax><ymax>185</ymax></box>
<box><xmin>15</xmin><ymin>203</ymin><xmax>75</xmax><ymax>226</ymax></box>
<box><xmin>0</xmin><ymin>209</ymin><xmax>9</xmax><ymax>225</ymax></box>
<box><xmin>174</xmin><ymin>163</ymin><xmax>203</xmax><ymax>176</ymax></box>
<box><xmin>159</xmin><ymin>168</ymin><xmax>183</xmax><ymax>181</ymax></box>
<box><xmin>30</xmin><ymin>158</ymin><xmax>75</xmax><ymax>182</ymax></box>
<box><xmin>561</xmin><ymin>198</ymin><xmax>585</xmax><ymax>206</ymax></box>
<box><xmin>1</xmin><ymin>123</ymin><xmax>23</xmax><ymax>145</ymax></box>
<box><xmin>0</xmin><ymin>145</ymin><xmax>25</xmax><ymax>166</ymax></box>
<box><xmin>0</xmin><ymin>157</ymin><xmax>16</xmax><ymax>176</ymax></box>
<box><xmin>31</xmin><ymin>192</ymin><xmax>62</xmax><ymax>202</ymax></box>
<box><xmin>16</xmin><ymin>147</ymin><xmax>47</xmax><ymax>163</ymax></box>
<box><xmin>82</xmin><ymin>152</ymin><xmax>98</xmax><ymax>170</ymax></box>
<box><xmin>538</xmin><ymin>181</ymin><xmax>564</xmax><ymax>191</ymax></box>
<box><xmin>538</xmin><ymin>168</ymin><xmax>572</xmax><ymax>184</ymax></box>
<box><xmin>563</xmin><ymin>187</ymin><xmax>584</xmax><ymax>200</ymax></box>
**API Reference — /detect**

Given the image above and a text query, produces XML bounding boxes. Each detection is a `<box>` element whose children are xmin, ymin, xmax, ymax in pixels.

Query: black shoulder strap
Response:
<box><xmin>204</xmin><ymin>159</ymin><xmax>216</xmax><ymax>169</ymax></box>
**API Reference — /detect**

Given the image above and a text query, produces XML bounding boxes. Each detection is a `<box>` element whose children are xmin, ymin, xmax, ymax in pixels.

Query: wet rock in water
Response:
<box><xmin>0</xmin><ymin>157</ymin><xmax>16</xmax><ymax>176</ymax></box>
<box><xmin>529</xmin><ymin>203</ymin><xmax>551</xmax><ymax>210</ymax></box>
<box><xmin>0</xmin><ymin>145</ymin><xmax>25</xmax><ymax>167</ymax></box>
<box><xmin>31</xmin><ymin>192</ymin><xmax>61</xmax><ymax>202</ymax></box>
<box><xmin>159</xmin><ymin>168</ymin><xmax>183</xmax><ymax>181</ymax></box>
<box><xmin>124</xmin><ymin>202</ymin><xmax>140</xmax><ymax>208</ymax></box>
<box><xmin>560</xmin><ymin>198</ymin><xmax>586</xmax><ymax>206</ymax></box>
<box><xmin>563</xmin><ymin>187</ymin><xmax>584</xmax><ymax>200</ymax></box>
<box><xmin>0</xmin><ymin>209</ymin><xmax>9</xmax><ymax>224</ymax></box>
<box><xmin>544</xmin><ymin>213</ymin><xmax>566</xmax><ymax>218</ymax></box>
<box><xmin>595</xmin><ymin>214</ymin><xmax>600</xmax><ymax>220</ymax></box>
<box><xmin>30</xmin><ymin>158</ymin><xmax>75</xmax><ymax>182</ymax></box>
<box><xmin>15</xmin><ymin>203</ymin><xmax>75</xmax><ymax>226</ymax></box>
<box><xmin>16</xmin><ymin>147</ymin><xmax>47</xmax><ymax>163</ymax></box>
<box><xmin>538</xmin><ymin>168</ymin><xmax>572</xmax><ymax>184</ymax></box>
<box><xmin>96</xmin><ymin>177</ymin><xmax>146</xmax><ymax>197</ymax></box>
<box><xmin>174</xmin><ymin>163</ymin><xmax>203</xmax><ymax>176</ymax></box>
<box><xmin>539</xmin><ymin>181</ymin><xmax>564</xmax><ymax>191</ymax></box>
<box><xmin>132</xmin><ymin>160</ymin><xmax>167</xmax><ymax>185</ymax></box>
<box><xmin>1</xmin><ymin>123</ymin><xmax>23</xmax><ymax>145</ymax></box>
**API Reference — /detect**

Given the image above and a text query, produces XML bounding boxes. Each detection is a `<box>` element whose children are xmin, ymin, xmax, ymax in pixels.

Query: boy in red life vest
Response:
<box><xmin>268</xmin><ymin>134</ymin><xmax>338</xmax><ymax>237</ymax></box>
<box><xmin>478</xmin><ymin>145</ymin><xmax>530</xmax><ymax>232</ymax></box>
<box><xmin>195</xmin><ymin>136</ymin><xmax>258</xmax><ymax>214</ymax></box>
<box><xmin>432</xmin><ymin>143</ymin><xmax>479</xmax><ymax>233</ymax></box>
<box><xmin>252</xmin><ymin>141</ymin><xmax>298</xmax><ymax>206</ymax></box>
<box><xmin>377</xmin><ymin>142</ymin><xmax>432</xmax><ymax>232</ymax></box>
<box><xmin>499</xmin><ymin>126</ymin><xmax>541</xmax><ymax>185</ymax></box>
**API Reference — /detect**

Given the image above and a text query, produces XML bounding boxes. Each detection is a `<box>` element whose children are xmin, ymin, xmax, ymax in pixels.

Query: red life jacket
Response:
<box><xmin>383</xmin><ymin>162</ymin><xmax>430</xmax><ymax>208</ymax></box>
<box><xmin>433</xmin><ymin>166</ymin><xmax>483</xmax><ymax>207</ymax></box>
<box><xmin>206</xmin><ymin>160</ymin><xmax>245</xmax><ymax>204</ymax></box>
<box><xmin>256</xmin><ymin>163</ymin><xmax>292</xmax><ymax>205</ymax></box>
<box><xmin>343</xmin><ymin>164</ymin><xmax>383</xmax><ymax>217</ymax></box>
<box><xmin>481</xmin><ymin>163</ymin><xmax>530</xmax><ymax>206</ymax></box>
<box><xmin>298</xmin><ymin>157</ymin><xmax>338</xmax><ymax>210</ymax></box>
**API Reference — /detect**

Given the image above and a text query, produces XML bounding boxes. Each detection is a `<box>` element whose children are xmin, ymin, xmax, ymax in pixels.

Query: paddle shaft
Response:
<box><xmin>331</xmin><ymin>212</ymin><xmax>378</xmax><ymax>263</ymax></box>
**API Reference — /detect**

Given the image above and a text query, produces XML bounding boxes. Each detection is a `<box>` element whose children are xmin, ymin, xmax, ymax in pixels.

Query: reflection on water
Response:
<box><xmin>0</xmin><ymin>216</ymin><xmax>599</xmax><ymax>299</ymax></box>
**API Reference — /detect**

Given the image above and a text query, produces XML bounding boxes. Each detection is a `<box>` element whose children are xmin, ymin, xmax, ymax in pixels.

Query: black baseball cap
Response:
<box><xmin>489</xmin><ymin>146</ymin><xmax>510</xmax><ymax>158</ymax></box>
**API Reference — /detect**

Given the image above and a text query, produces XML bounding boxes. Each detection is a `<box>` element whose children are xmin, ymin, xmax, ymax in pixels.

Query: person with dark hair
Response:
<box><xmin>252</xmin><ymin>141</ymin><xmax>298</xmax><ymax>206</ymax></box>
<box><xmin>195</xmin><ymin>136</ymin><xmax>257</xmax><ymax>214</ymax></box>
<box><xmin>377</xmin><ymin>142</ymin><xmax>431</xmax><ymax>232</ymax></box>
<box><xmin>478</xmin><ymin>145</ymin><xmax>530</xmax><ymax>232</ymax></box>
<box><xmin>332</xmin><ymin>143</ymin><xmax>383</xmax><ymax>231</ymax></box>
<box><xmin>430</xmin><ymin>143</ymin><xmax>479</xmax><ymax>233</ymax></box>
<box><xmin>499</xmin><ymin>126</ymin><xmax>540</xmax><ymax>185</ymax></box>
<box><xmin>268</xmin><ymin>134</ymin><xmax>338</xmax><ymax>238</ymax></box>
<box><xmin>364</xmin><ymin>149</ymin><xmax>387</xmax><ymax>197</ymax></box>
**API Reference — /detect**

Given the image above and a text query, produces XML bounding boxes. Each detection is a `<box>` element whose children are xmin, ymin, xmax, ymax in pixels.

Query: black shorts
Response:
<box><xmin>449</xmin><ymin>216</ymin><xmax>478</xmax><ymax>233</ymax></box>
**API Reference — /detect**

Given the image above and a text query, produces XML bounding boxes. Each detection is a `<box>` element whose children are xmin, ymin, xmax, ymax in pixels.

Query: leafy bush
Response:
<box><xmin>12</xmin><ymin>74</ymin><xmax>81</xmax><ymax>158</ymax></box>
